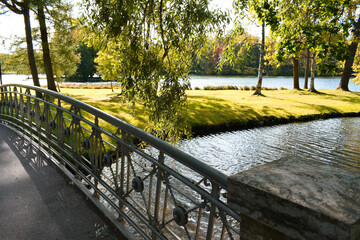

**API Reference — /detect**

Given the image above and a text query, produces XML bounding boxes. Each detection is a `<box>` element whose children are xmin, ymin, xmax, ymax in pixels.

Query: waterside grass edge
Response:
<box><xmin>61</xmin><ymin>88</ymin><xmax>360</xmax><ymax>137</ymax></box>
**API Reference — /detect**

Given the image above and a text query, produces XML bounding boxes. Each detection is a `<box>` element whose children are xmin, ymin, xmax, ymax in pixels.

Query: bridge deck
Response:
<box><xmin>0</xmin><ymin>126</ymin><xmax>120</xmax><ymax>240</ymax></box>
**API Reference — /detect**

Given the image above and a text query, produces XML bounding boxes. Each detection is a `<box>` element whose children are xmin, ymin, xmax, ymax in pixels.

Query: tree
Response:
<box><xmin>70</xmin><ymin>43</ymin><xmax>98</xmax><ymax>82</ymax></box>
<box><xmin>44</xmin><ymin>1</ymin><xmax>80</xmax><ymax>90</ymax></box>
<box><xmin>81</xmin><ymin>0</ymin><xmax>227</xmax><ymax>141</ymax></box>
<box><xmin>233</xmin><ymin>0</ymin><xmax>278</xmax><ymax>95</ymax></box>
<box><xmin>254</xmin><ymin>21</ymin><xmax>265</xmax><ymax>95</ymax></box>
<box><xmin>271</xmin><ymin>0</ymin><xmax>353</xmax><ymax>92</ymax></box>
<box><xmin>0</xmin><ymin>0</ymin><xmax>40</xmax><ymax>87</ymax></box>
<box><xmin>36</xmin><ymin>1</ymin><xmax>57</xmax><ymax>91</ymax></box>
<box><xmin>337</xmin><ymin>14</ymin><xmax>360</xmax><ymax>91</ymax></box>
<box><xmin>303</xmin><ymin>48</ymin><xmax>310</xmax><ymax>89</ymax></box>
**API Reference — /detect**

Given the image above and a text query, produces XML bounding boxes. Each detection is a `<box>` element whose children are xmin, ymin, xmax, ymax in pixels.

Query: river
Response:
<box><xmin>178</xmin><ymin>117</ymin><xmax>360</xmax><ymax>175</ymax></box>
<box><xmin>2</xmin><ymin>74</ymin><xmax>360</xmax><ymax>92</ymax></box>
<box><xmin>2</xmin><ymin>74</ymin><xmax>360</xmax><ymax>174</ymax></box>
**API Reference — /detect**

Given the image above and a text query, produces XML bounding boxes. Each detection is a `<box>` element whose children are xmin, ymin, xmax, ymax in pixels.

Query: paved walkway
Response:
<box><xmin>0</xmin><ymin>125</ymin><xmax>122</xmax><ymax>240</ymax></box>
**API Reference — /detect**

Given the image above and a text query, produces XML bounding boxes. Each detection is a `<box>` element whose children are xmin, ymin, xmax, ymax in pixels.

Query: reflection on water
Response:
<box><xmin>2</xmin><ymin>74</ymin><xmax>360</xmax><ymax>92</ymax></box>
<box><xmin>178</xmin><ymin>118</ymin><xmax>360</xmax><ymax>175</ymax></box>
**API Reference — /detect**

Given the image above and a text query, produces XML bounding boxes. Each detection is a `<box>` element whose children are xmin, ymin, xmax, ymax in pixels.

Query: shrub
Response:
<box><xmin>203</xmin><ymin>85</ymin><xmax>238</xmax><ymax>90</ymax></box>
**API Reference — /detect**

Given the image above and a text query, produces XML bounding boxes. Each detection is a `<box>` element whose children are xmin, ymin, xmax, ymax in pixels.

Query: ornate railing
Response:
<box><xmin>0</xmin><ymin>84</ymin><xmax>240</xmax><ymax>239</ymax></box>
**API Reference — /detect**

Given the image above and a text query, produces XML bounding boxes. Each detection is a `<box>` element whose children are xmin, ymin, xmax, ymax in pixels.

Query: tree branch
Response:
<box><xmin>0</xmin><ymin>0</ymin><xmax>22</xmax><ymax>14</ymax></box>
<box><xmin>159</xmin><ymin>0</ymin><xmax>169</xmax><ymax>59</ymax></box>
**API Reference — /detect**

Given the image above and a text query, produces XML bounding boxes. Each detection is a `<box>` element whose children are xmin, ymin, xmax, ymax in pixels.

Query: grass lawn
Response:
<box><xmin>61</xmin><ymin>88</ymin><xmax>360</xmax><ymax>135</ymax></box>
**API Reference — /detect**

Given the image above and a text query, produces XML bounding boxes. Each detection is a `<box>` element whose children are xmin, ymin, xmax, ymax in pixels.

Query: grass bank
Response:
<box><xmin>61</xmin><ymin>88</ymin><xmax>360</xmax><ymax>136</ymax></box>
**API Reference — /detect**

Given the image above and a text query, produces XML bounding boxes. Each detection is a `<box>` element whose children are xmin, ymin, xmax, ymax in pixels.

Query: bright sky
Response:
<box><xmin>0</xmin><ymin>0</ymin><xmax>259</xmax><ymax>53</ymax></box>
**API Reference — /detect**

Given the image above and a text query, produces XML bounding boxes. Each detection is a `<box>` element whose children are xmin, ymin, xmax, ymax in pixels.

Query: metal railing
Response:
<box><xmin>0</xmin><ymin>84</ymin><xmax>241</xmax><ymax>239</ymax></box>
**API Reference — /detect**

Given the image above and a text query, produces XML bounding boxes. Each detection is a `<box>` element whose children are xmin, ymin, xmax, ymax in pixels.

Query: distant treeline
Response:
<box><xmin>0</xmin><ymin>35</ymin><xmax>346</xmax><ymax>81</ymax></box>
<box><xmin>190</xmin><ymin>35</ymin><xmax>343</xmax><ymax>77</ymax></box>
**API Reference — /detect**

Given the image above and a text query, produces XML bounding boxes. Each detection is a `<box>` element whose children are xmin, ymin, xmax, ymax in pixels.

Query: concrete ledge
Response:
<box><xmin>228</xmin><ymin>157</ymin><xmax>360</xmax><ymax>240</ymax></box>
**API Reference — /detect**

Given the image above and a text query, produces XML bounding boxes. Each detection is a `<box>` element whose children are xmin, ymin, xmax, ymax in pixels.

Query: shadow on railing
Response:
<box><xmin>0</xmin><ymin>84</ymin><xmax>240</xmax><ymax>240</ymax></box>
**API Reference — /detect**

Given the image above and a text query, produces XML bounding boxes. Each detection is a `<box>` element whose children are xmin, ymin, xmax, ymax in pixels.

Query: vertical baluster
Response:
<box><xmin>126</xmin><ymin>149</ymin><xmax>130</xmax><ymax>193</ymax></box>
<box><xmin>195</xmin><ymin>207</ymin><xmax>203</xmax><ymax>240</ymax></box>
<box><xmin>219</xmin><ymin>223</ymin><xmax>226</xmax><ymax>240</ymax></box>
<box><xmin>93</xmin><ymin>116</ymin><xmax>100</xmax><ymax>199</ymax></box>
<box><xmin>34</xmin><ymin>99</ymin><xmax>41</xmax><ymax>147</ymax></box>
<box><xmin>26</xmin><ymin>90</ymin><xmax>33</xmax><ymax>141</ymax></box>
<box><xmin>152</xmin><ymin>152</ymin><xmax>164</xmax><ymax>238</ymax></box>
<box><xmin>147</xmin><ymin>174</ymin><xmax>153</xmax><ymax>214</ymax></box>
<box><xmin>118</xmin><ymin>131</ymin><xmax>126</xmax><ymax>221</ymax></box>
<box><xmin>20</xmin><ymin>88</ymin><xmax>25</xmax><ymax>126</ymax></box>
<box><xmin>205</xmin><ymin>183</ymin><xmax>220</xmax><ymax>240</ymax></box>
<box><xmin>9</xmin><ymin>88</ymin><xmax>13</xmax><ymax>117</ymax></box>
<box><xmin>57</xmin><ymin>99</ymin><xmax>65</xmax><ymax>164</ymax></box>
<box><xmin>162</xmin><ymin>184</ymin><xmax>169</xmax><ymax>225</ymax></box>
<box><xmin>44</xmin><ymin>95</ymin><xmax>52</xmax><ymax>158</ymax></box>
<box><xmin>120</xmin><ymin>131</ymin><xmax>126</xmax><ymax>193</ymax></box>
<box><xmin>13</xmin><ymin>87</ymin><xmax>19</xmax><ymax>119</ymax></box>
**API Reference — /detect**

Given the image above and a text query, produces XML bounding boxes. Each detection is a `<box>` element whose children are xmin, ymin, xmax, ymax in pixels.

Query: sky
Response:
<box><xmin>0</xmin><ymin>0</ymin><xmax>257</xmax><ymax>53</ymax></box>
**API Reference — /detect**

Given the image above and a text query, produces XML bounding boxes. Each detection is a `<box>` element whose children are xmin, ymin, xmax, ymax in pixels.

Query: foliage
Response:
<box><xmin>353</xmin><ymin>46</ymin><xmax>360</xmax><ymax>85</ymax></box>
<box><xmin>48</xmin><ymin>1</ymin><xmax>80</xmax><ymax>86</ymax></box>
<box><xmin>272</xmin><ymin>0</ymin><xmax>358</xmax><ymax>75</ymax></box>
<box><xmin>68</xmin><ymin>43</ymin><xmax>98</xmax><ymax>82</ymax></box>
<box><xmin>80</xmin><ymin>0</ymin><xmax>228</xmax><ymax>142</ymax></box>
<box><xmin>3</xmin><ymin>36</ymin><xmax>43</xmax><ymax>75</ymax></box>
<box><xmin>203</xmin><ymin>85</ymin><xmax>238</xmax><ymax>90</ymax></box>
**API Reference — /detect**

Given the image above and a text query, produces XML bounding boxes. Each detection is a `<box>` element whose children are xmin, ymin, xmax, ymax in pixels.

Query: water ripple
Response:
<box><xmin>178</xmin><ymin>117</ymin><xmax>360</xmax><ymax>175</ymax></box>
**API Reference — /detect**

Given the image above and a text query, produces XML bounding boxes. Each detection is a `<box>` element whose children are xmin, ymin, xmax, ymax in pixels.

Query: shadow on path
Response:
<box><xmin>0</xmin><ymin>126</ymin><xmax>121</xmax><ymax>240</ymax></box>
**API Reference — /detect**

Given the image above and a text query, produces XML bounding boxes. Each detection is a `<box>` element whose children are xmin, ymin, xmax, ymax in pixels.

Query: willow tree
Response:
<box><xmin>81</xmin><ymin>0</ymin><xmax>227</xmax><ymax>141</ymax></box>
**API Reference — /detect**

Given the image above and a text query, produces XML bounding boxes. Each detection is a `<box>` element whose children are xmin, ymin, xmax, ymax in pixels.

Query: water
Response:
<box><xmin>190</xmin><ymin>75</ymin><xmax>360</xmax><ymax>92</ymax></box>
<box><xmin>1</xmin><ymin>74</ymin><xmax>48</xmax><ymax>86</ymax></box>
<box><xmin>2</xmin><ymin>74</ymin><xmax>360</xmax><ymax>92</ymax></box>
<box><xmin>178</xmin><ymin>117</ymin><xmax>360</xmax><ymax>175</ymax></box>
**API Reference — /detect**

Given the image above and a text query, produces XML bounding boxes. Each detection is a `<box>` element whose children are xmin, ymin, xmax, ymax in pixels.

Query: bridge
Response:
<box><xmin>0</xmin><ymin>84</ymin><xmax>240</xmax><ymax>239</ymax></box>
<box><xmin>1</xmin><ymin>84</ymin><xmax>359</xmax><ymax>240</ymax></box>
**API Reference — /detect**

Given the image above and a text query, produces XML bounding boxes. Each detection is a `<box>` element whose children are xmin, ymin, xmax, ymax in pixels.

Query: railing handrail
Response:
<box><xmin>1</xmin><ymin>84</ymin><xmax>228</xmax><ymax>188</ymax></box>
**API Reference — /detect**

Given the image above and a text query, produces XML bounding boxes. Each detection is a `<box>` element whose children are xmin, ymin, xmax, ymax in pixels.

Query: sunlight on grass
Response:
<box><xmin>60</xmin><ymin>88</ymin><xmax>360</xmax><ymax>135</ymax></box>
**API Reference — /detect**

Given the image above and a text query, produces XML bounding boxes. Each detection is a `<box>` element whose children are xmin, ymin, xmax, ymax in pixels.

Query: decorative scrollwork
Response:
<box><xmin>102</xmin><ymin>154</ymin><xmax>112</xmax><ymax>167</ymax></box>
<box><xmin>39</xmin><ymin>114</ymin><xmax>46</xmax><ymax>122</ymax></box>
<box><xmin>173</xmin><ymin>206</ymin><xmax>188</xmax><ymax>226</ymax></box>
<box><xmin>64</xmin><ymin>127</ymin><xmax>71</xmax><ymax>138</ymax></box>
<box><xmin>131</xmin><ymin>176</ymin><xmax>144</xmax><ymax>192</ymax></box>
<box><xmin>50</xmin><ymin>120</ymin><xmax>56</xmax><ymax>129</ymax></box>
<box><xmin>82</xmin><ymin>138</ymin><xmax>90</xmax><ymax>150</ymax></box>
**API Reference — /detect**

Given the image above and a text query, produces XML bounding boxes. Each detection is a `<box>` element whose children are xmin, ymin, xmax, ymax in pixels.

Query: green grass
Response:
<box><xmin>60</xmin><ymin>88</ymin><xmax>360</xmax><ymax>135</ymax></box>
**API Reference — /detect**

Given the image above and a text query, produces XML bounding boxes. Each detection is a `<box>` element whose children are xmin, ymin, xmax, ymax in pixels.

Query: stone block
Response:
<box><xmin>228</xmin><ymin>157</ymin><xmax>360</xmax><ymax>240</ymax></box>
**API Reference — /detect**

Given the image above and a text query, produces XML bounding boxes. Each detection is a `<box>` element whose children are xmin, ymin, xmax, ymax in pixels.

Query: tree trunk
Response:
<box><xmin>304</xmin><ymin>48</ymin><xmax>310</xmax><ymax>89</ymax></box>
<box><xmin>253</xmin><ymin>21</ymin><xmax>265</xmax><ymax>96</ymax></box>
<box><xmin>38</xmin><ymin>5</ymin><xmax>57</xmax><ymax>92</ymax></box>
<box><xmin>292</xmin><ymin>57</ymin><xmax>300</xmax><ymax>90</ymax></box>
<box><xmin>337</xmin><ymin>41</ymin><xmax>358</xmax><ymax>91</ymax></box>
<box><xmin>337</xmin><ymin>15</ymin><xmax>360</xmax><ymax>91</ymax></box>
<box><xmin>309</xmin><ymin>52</ymin><xmax>317</xmax><ymax>93</ymax></box>
<box><xmin>23</xmin><ymin>6</ymin><xmax>40</xmax><ymax>88</ymax></box>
